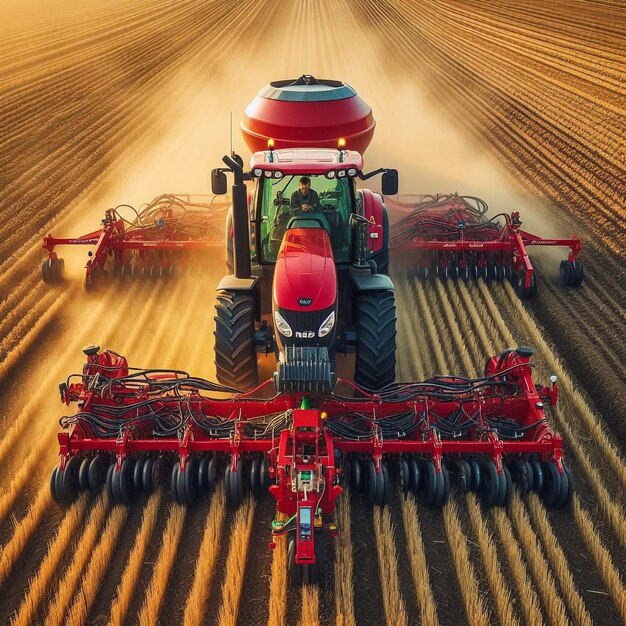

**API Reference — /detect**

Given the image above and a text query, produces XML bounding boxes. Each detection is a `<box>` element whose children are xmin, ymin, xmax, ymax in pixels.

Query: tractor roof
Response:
<box><xmin>249</xmin><ymin>148</ymin><xmax>364</xmax><ymax>175</ymax></box>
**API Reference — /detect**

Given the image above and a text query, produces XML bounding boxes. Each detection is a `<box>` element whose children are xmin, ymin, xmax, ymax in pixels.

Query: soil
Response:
<box><xmin>0</xmin><ymin>1</ymin><xmax>624</xmax><ymax>625</ymax></box>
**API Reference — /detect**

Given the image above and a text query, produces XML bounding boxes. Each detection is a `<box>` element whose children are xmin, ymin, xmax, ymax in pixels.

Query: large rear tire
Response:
<box><xmin>214</xmin><ymin>290</ymin><xmax>258</xmax><ymax>390</ymax></box>
<box><xmin>354</xmin><ymin>290</ymin><xmax>397</xmax><ymax>390</ymax></box>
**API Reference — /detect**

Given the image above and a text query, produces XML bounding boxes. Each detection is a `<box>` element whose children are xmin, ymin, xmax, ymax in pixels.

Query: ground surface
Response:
<box><xmin>0</xmin><ymin>1</ymin><xmax>624</xmax><ymax>625</ymax></box>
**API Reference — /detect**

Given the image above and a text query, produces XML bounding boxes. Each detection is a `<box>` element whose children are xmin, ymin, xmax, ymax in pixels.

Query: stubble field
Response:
<box><xmin>0</xmin><ymin>0</ymin><xmax>624</xmax><ymax>624</ymax></box>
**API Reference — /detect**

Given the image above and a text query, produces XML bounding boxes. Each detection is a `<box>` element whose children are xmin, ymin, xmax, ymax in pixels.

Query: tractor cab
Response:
<box><xmin>252</xmin><ymin>148</ymin><xmax>360</xmax><ymax>263</ymax></box>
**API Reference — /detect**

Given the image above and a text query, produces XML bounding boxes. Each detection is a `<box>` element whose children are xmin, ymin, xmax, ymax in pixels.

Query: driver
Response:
<box><xmin>290</xmin><ymin>176</ymin><xmax>321</xmax><ymax>213</ymax></box>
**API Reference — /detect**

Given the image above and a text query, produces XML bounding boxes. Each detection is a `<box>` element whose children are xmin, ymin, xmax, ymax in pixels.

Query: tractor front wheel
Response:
<box><xmin>214</xmin><ymin>290</ymin><xmax>258</xmax><ymax>390</ymax></box>
<box><xmin>354</xmin><ymin>290</ymin><xmax>397</xmax><ymax>390</ymax></box>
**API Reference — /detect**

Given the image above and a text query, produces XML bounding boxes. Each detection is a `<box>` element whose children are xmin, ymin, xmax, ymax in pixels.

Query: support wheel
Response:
<box><xmin>354</xmin><ymin>290</ymin><xmax>397</xmax><ymax>390</ymax></box>
<box><xmin>560</xmin><ymin>260</ymin><xmax>584</xmax><ymax>287</ymax></box>
<box><xmin>42</xmin><ymin>258</ymin><xmax>64</xmax><ymax>284</ymax></box>
<box><xmin>214</xmin><ymin>290</ymin><xmax>258</xmax><ymax>390</ymax></box>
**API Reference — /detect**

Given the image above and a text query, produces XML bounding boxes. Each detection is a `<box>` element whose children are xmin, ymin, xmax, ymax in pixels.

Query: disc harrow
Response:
<box><xmin>50</xmin><ymin>343</ymin><xmax>573</xmax><ymax>584</ymax></box>
<box><xmin>388</xmin><ymin>194</ymin><xmax>583</xmax><ymax>297</ymax></box>
<box><xmin>41</xmin><ymin>194</ymin><xmax>228</xmax><ymax>289</ymax></box>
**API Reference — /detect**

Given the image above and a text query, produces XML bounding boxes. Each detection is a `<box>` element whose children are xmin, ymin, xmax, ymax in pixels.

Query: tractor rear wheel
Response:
<box><xmin>354</xmin><ymin>290</ymin><xmax>397</xmax><ymax>390</ymax></box>
<box><xmin>214</xmin><ymin>290</ymin><xmax>258</xmax><ymax>390</ymax></box>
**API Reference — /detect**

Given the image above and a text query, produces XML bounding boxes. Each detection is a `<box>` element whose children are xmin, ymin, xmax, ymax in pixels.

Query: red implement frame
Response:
<box><xmin>389</xmin><ymin>195</ymin><xmax>581</xmax><ymax>290</ymax></box>
<box><xmin>42</xmin><ymin>194</ymin><xmax>227</xmax><ymax>285</ymax></box>
<box><xmin>55</xmin><ymin>346</ymin><xmax>564</xmax><ymax>565</ymax></box>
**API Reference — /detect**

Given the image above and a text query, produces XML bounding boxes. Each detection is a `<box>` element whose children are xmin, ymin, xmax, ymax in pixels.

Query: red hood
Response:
<box><xmin>273</xmin><ymin>228</ymin><xmax>336</xmax><ymax>311</ymax></box>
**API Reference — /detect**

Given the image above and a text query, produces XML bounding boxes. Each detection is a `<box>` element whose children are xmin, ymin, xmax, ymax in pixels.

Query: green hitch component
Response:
<box><xmin>300</xmin><ymin>397</ymin><xmax>312</xmax><ymax>410</ymax></box>
<box><xmin>271</xmin><ymin>514</ymin><xmax>296</xmax><ymax>533</ymax></box>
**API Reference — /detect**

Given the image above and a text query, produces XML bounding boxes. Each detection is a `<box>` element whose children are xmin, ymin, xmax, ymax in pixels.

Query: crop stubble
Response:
<box><xmin>0</xmin><ymin>1</ymin><xmax>624</xmax><ymax>624</ymax></box>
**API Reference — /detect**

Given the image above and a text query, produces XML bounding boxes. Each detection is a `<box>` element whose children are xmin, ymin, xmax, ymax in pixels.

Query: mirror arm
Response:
<box><xmin>358</xmin><ymin>168</ymin><xmax>386</xmax><ymax>181</ymax></box>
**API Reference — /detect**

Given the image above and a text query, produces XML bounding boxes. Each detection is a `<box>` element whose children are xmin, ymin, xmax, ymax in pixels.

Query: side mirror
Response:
<box><xmin>381</xmin><ymin>169</ymin><xmax>398</xmax><ymax>196</ymax></box>
<box><xmin>211</xmin><ymin>169</ymin><xmax>227</xmax><ymax>195</ymax></box>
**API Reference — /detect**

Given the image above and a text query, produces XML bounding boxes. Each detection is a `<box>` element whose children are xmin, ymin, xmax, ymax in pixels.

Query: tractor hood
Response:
<box><xmin>273</xmin><ymin>227</ymin><xmax>336</xmax><ymax>312</ymax></box>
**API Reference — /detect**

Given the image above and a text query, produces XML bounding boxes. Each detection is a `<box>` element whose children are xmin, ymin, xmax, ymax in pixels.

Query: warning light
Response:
<box><xmin>337</xmin><ymin>137</ymin><xmax>346</xmax><ymax>149</ymax></box>
<box><xmin>267</xmin><ymin>138</ymin><xmax>275</xmax><ymax>149</ymax></box>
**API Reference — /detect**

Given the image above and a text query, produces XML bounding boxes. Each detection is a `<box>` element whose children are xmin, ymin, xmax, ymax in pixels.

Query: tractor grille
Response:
<box><xmin>274</xmin><ymin>347</ymin><xmax>336</xmax><ymax>394</ymax></box>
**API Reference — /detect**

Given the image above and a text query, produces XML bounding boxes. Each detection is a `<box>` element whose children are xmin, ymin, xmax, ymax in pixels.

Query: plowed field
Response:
<box><xmin>0</xmin><ymin>1</ymin><xmax>624</xmax><ymax>625</ymax></box>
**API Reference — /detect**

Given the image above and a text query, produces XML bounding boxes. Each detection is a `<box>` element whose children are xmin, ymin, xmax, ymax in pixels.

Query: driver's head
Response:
<box><xmin>299</xmin><ymin>176</ymin><xmax>311</xmax><ymax>200</ymax></box>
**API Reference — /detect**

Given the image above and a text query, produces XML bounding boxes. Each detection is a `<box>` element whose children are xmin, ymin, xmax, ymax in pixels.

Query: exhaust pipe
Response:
<box><xmin>222</xmin><ymin>155</ymin><xmax>251</xmax><ymax>279</ymax></box>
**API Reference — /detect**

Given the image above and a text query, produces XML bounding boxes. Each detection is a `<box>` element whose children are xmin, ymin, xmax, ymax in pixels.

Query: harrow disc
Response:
<box><xmin>510</xmin><ymin>460</ymin><xmax>533</xmax><ymax>497</ymax></box>
<box><xmin>531</xmin><ymin>460</ymin><xmax>544</xmax><ymax>492</ymax></box>
<box><xmin>539</xmin><ymin>461</ymin><xmax>561</xmax><ymax>507</ymax></box>
<box><xmin>133</xmin><ymin>457</ymin><xmax>147</xmax><ymax>492</ymax></box>
<box><xmin>225</xmin><ymin>464</ymin><xmax>244</xmax><ymax>508</ymax></box>
<box><xmin>78</xmin><ymin>458</ymin><xmax>91</xmax><ymax>492</ymax></box>
<box><xmin>497</xmin><ymin>466</ymin><xmax>513</xmax><ymax>507</ymax></box>
<box><xmin>55</xmin><ymin>457</ymin><xmax>80</xmax><ymax>506</ymax></box>
<box><xmin>407</xmin><ymin>457</ymin><xmax>421</xmax><ymax>493</ymax></box>
<box><xmin>397</xmin><ymin>459</ymin><xmax>410</xmax><ymax>495</ymax></box>
<box><xmin>207</xmin><ymin>456</ymin><xmax>219</xmax><ymax>492</ymax></box>
<box><xmin>111</xmin><ymin>459</ymin><xmax>136</xmax><ymax>505</ymax></box>
<box><xmin>142</xmin><ymin>456</ymin><xmax>159</xmax><ymax>493</ymax></box>
<box><xmin>88</xmin><ymin>455</ymin><xmax>108</xmax><ymax>494</ymax></box>
<box><xmin>456</xmin><ymin>460</ymin><xmax>472</xmax><ymax>494</ymax></box>
<box><xmin>420</xmin><ymin>460</ymin><xmax>448</xmax><ymax>508</ymax></box>
<box><xmin>261</xmin><ymin>457</ymin><xmax>272</xmax><ymax>491</ymax></box>
<box><xmin>350</xmin><ymin>457</ymin><xmax>361</xmax><ymax>492</ymax></box>
<box><xmin>50</xmin><ymin>466</ymin><xmax>60</xmax><ymax>504</ymax></box>
<box><xmin>178</xmin><ymin>458</ymin><xmax>200</xmax><ymax>505</ymax></box>
<box><xmin>480</xmin><ymin>460</ymin><xmax>500</xmax><ymax>508</ymax></box>
<box><xmin>198</xmin><ymin>455</ymin><xmax>211</xmax><ymax>492</ymax></box>
<box><xmin>249</xmin><ymin>456</ymin><xmax>262</xmax><ymax>494</ymax></box>
<box><xmin>557</xmin><ymin>466</ymin><xmax>574</xmax><ymax>508</ymax></box>
<box><xmin>420</xmin><ymin>460</ymin><xmax>438</xmax><ymax>507</ymax></box>
<box><xmin>469</xmin><ymin>460</ymin><xmax>481</xmax><ymax>492</ymax></box>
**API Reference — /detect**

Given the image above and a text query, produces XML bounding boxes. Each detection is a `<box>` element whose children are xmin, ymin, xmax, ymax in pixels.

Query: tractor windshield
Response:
<box><xmin>259</xmin><ymin>175</ymin><xmax>352</xmax><ymax>263</ymax></box>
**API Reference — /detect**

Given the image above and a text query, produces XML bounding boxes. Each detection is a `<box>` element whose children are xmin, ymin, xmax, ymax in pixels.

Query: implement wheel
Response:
<box><xmin>214</xmin><ymin>290</ymin><xmax>258</xmax><ymax>390</ymax></box>
<box><xmin>354</xmin><ymin>290</ymin><xmax>397</xmax><ymax>390</ymax></box>
<box><xmin>42</xmin><ymin>258</ymin><xmax>64</xmax><ymax>284</ymax></box>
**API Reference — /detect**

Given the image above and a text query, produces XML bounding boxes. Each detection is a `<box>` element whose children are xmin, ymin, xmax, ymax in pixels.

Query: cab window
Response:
<box><xmin>259</xmin><ymin>175</ymin><xmax>352</xmax><ymax>263</ymax></box>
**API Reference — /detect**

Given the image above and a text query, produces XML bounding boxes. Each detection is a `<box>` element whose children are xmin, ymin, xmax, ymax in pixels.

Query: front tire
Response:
<box><xmin>214</xmin><ymin>290</ymin><xmax>258</xmax><ymax>390</ymax></box>
<box><xmin>354</xmin><ymin>290</ymin><xmax>397</xmax><ymax>390</ymax></box>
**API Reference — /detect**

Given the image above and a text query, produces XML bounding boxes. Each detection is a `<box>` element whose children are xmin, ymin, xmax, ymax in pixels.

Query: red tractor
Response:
<box><xmin>211</xmin><ymin>76</ymin><xmax>399</xmax><ymax>392</ymax></box>
<box><xmin>47</xmin><ymin>77</ymin><xmax>575</xmax><ymax>586</ymax></box>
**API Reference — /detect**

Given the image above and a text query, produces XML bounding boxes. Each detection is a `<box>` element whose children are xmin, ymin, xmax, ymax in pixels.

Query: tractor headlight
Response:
<box><xmin>253</xmin><ymin>168</ymin><xmax>263</xmax><ymax>177</ymax></box>
<box><xmin>274</xmin><ymin>311</ymin><xmax>292</xmax><ymax>337</ymax></box>
<box><xmin>318</xmin><ymin>311</ymin><xmax>335</xmax><ymax>337</ymax></box>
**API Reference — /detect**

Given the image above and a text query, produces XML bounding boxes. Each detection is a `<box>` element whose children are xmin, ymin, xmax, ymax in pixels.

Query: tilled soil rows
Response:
<box><xmin>0</xmin><ymin>0</ymin><xmax>624</xmax><ymax>625</ymax></box>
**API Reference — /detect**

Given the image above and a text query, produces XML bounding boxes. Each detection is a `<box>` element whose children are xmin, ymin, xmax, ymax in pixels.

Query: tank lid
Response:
<box><xmin>259</xmin><ymin>75</ymin><xmax>357</xmax><ymax>102</ymax></box>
